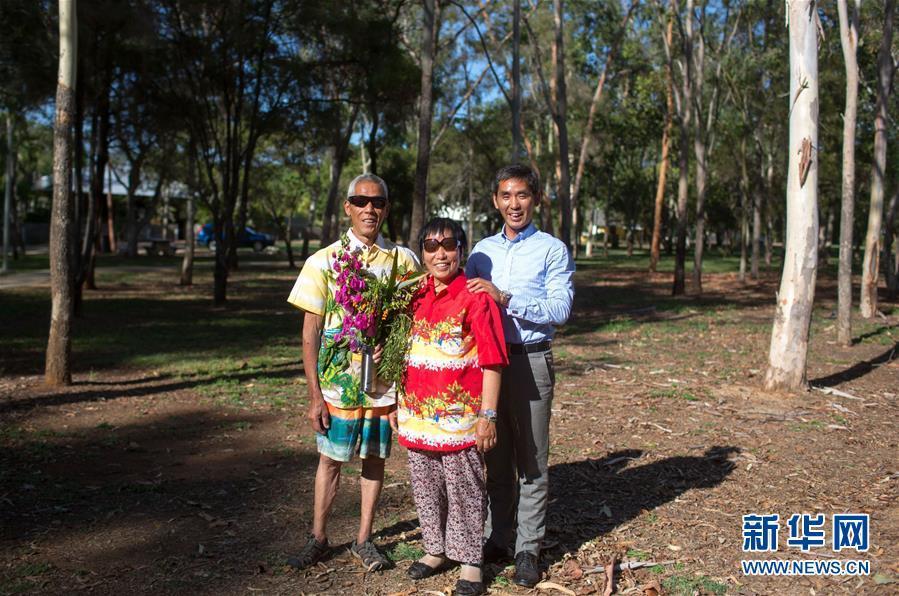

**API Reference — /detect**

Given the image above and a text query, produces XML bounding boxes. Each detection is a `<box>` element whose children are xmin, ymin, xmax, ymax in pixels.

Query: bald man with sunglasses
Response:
<box><xmin>286</xmin><ymin>173</ymin><xmax>420</xmax><ymax>571</ymax></box>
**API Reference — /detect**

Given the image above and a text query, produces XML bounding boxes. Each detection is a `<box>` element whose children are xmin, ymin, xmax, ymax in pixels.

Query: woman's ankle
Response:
<box><xmin>459</xmin><ymin>563</ymin><xmax>482</xmax><ymax>582</ymax></box>
<box><xmin>419</xmin><ymin>553</ymin><xmax>447</xmax><ymax>567</ymax></box>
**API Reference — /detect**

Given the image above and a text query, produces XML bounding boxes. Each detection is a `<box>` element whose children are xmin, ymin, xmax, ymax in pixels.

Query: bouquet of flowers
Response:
<box><xmin>323</xmin><ymin>234</ymin><xmax>422</xmax><ymax>389</ymax></box>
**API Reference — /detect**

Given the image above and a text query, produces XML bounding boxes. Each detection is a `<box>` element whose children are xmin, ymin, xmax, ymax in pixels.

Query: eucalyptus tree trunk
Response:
<box><xmin>837</xmin><ymin>0</ymin><xmax>860</xmax><ymax>344</ymax></box>
<box><xmin>180</xmin><ymin>195</ymin><xmax>195</xmax><ymax>286</ymax></box>
<box><xmin>673</xmin><ymin>0</ymin><xmax>694</xmax><ymax>296</ymax></box>
<box><xmin>46</xmin><ymin>0</ymin><xmax>77</xmax><ymax>387</ymax></box>
<box><xmin>181</xmin><ymin>137</ymin><xmax>198</xmax><ymax>286</ymax></box>
<box><xmin>860</xmin><ymin>0</ymin><xmax>894</xmax><ymax>318</ymax></box>
<box><xmin>320</xmin><ymin>106</ymin><xmax>359</xmax><ymax>245</ymax></box>
<box><xmin>511</xmin><ymin>0</ymin><xmax>522</xmax><ymax>162</ymax></box>
<box><xmin>764</xmin><ymin>0</ymin><xmax>819</xmax><ymax>392</ymax></box>
<box><xmin>884</xmin><ymin>189</ymin><xmax>898</xmax><ymax>299</ymax></box>
<box><xmin>650</xmin><ymin>5</ymin><xmax>675</xmax><ymax>274</ymax></box>
<box><xmin>765</xmin><ymin>154</ymin><xmax>774</xmax><ymax>267</ymax></box>
<box><xmin>302</xmin><ymin>188</ymin><xmax>317</xmax><ymax>260</ymax></box>
<box><xmin>751</xmin><ymin>191</ymin><xmax>762</xmax><ymax>279</ymax></box>
<box><xmin>552</xmin><ymin>0</ymin><xmax>572</xmax><ymax>252</ymax></box>
<box><xmin>691</xmin><ymin>5</ymin><xmax>707</xmax><ymax>295</ymax></box>
<box><xmin>738</xmin><ymin>139</ymin><xmax>750</xmax><ymax>284</ymax></box>
<box><xmin>409</xmin><ymin>0</ymin><xmax>439</xmax><ymax>250</ymax></box>
<box><xmin>2</xmin><ymin>113</ymin><xmax>13</xmax><ymax>274</ymax></box>
<box><xmin>572</xmin><ymin>1</ymin><xmax>637</xmax><ymax>260</ymax></box>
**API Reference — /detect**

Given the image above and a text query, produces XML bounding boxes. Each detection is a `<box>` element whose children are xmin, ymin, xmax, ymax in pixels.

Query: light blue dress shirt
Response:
<box><xmin>466</xmin><ymin>222</ymin><xmax>575</xmax><ymax>344</ymax></box>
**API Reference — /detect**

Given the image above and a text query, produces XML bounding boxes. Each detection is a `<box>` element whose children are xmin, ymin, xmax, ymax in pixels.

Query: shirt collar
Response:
<box><xmin>500</xmin><ymin>221</ymin><xmax>538</xmax><ymax>244</ymax></box>
<box><xmin>346</xmin><ymin>228</ymin><xmax>387</xmax><ymax>252</ymax></box>
<box><xmin>426</xmin><ymin>271</ymin><xmax>466</xmax><ymax>297</ymax></box>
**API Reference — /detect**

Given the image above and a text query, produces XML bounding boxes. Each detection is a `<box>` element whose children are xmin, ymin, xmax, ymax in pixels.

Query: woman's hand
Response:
<box><xmin>475</xmin><ymin>418</ymin><xmax>497</xmax><ymax>453</ymax></box>
<box><xmin>387</xmin><ymin>406</ymin><xmax>398</xmax><ymax>432</ymax></box>
<box><xmin>372</xmin><ymin>344</ymin><xmax>384</xmax><ymax>365</ymax></box>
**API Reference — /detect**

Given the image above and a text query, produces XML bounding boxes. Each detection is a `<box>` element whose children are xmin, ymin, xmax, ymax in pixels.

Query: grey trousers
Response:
<box><xmin>485</xmin><ymin>348</ymin><xmax>554</xmax><ymax>556</ymax></box>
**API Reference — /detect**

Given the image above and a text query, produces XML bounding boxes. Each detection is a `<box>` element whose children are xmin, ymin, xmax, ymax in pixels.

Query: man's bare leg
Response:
<box><xmin>312</xmin><ymin>453</ymin><xmax>343</xmax><ymax>542</ymax></box>
<box><xmin>357</xmin><ymin>456</ymin><xmax>385</xmax><ymax>544</ymax></box>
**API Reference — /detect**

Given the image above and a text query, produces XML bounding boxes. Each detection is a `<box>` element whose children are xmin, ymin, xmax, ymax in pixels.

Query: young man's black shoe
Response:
<box><xmin>513</xmin><ymin>551</ymin><xmax>540</xmax><ymax>587</ymax></box>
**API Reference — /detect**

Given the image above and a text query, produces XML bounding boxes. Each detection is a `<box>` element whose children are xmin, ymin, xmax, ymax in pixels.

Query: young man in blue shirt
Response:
<box><xmin>465</xmin><ymin>164</ymin><xmax>575</xmax><ymax>587</ymax></box>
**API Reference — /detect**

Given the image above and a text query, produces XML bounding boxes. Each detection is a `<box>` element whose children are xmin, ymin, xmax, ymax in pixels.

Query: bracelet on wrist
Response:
<box><xmin>478</xmin><ymin>408</ymin><xmax>498</xmax><ymax>423</ymax></box>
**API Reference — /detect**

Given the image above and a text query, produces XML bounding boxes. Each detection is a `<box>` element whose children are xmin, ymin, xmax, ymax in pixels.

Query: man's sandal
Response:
<box><xmin>350</xmin><ymin>539</ymin><xmax>391</xmax><ymax>571</ymax></box>
<box><xmin>286</xmin><ymin>535</ymin><xmax>329</xmax><ymax>570</ymax></box>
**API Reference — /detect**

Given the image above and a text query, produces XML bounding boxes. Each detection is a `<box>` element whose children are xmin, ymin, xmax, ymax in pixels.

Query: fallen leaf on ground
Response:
<box><xmin>641</xmin><ymin>579</ymin><xmax>662</xmax><ymax>596</ymax></box>
<box><xmin>536</xmin><ymin>581</ymin><xmax>577</xmax><ymax>596</ymax></box>
<box><xmin>563</xmin><ymin>558</ymin><xmax>584</xmax><ymax>580</ymax></box>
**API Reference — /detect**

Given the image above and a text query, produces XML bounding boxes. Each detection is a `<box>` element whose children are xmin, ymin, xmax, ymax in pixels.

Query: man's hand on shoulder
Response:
<box><xmin>466</xmin><ymin>277</ymin><xmax>505</xmax><ymax>305</ymax></box>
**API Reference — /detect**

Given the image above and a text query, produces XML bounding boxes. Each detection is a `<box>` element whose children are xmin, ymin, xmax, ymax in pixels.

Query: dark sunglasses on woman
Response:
<box><xmin>422</xmin><ymin>237</ymin><xmax>460</xmax><ymax>253</ymax></box>
<box><xmin>347</xmin><ymin>195</ymin><xmax>388</xmax><ymax>210</ymax></box>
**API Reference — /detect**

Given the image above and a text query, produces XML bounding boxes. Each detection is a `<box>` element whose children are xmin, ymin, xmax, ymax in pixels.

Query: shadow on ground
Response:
<box><xmin>541</xmin><ymin>447</ymin><xmax>739</xmax><ymax>566</ymax></box>
<box><xmin>0</xmin><ymin>407</ymin><xmax>321</xmax><ymax>595</ymax></box>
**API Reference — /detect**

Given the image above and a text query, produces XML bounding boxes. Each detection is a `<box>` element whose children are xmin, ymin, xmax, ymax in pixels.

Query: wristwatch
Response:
<box><xmin>479</xmin><ymin>408</ymin><xmax>498</xmax><ymax>423</ymax></box>
<box><xmin>499</xmin><ymin>291</ymin><xmax>512</xmax><ymax>307</ymax></box>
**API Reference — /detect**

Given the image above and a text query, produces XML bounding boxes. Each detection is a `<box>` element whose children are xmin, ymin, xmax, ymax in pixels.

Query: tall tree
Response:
<box><xmin>159</xmin><ymin>0</ymin><xmax>284</xmax><ymax>305</ymax></box>
<box><xmin>2</xmin><ymin>114</ymin><xmax>13</xmax><ymax>273</ymax></box>
<box><xmin>671</xmin><ymin>0</ymin><xmax>694</xmax><ymax>296</ymax></box>
<box><xmin>764</xmin><ymin>0</ymin><xmax>819</xmax><ymax>392</ymax></box>
<box><xmin>46</xmin><ymin>0</ymin><xmax>78</xmax><ymax>387</ymax></box>
<box><xmin>409</xmin><ymin>0</ymin><xmax>440</xmax><ymax>252</ymax></box>
<box><xmin>0</xmin><ymin>0</ymin><xmax>55</xmax><ymax>270</ymax></box>
<box><xmin>884</xmin><ymin>188</ymin><xmax>899</xmax><ymax>299</ymax></box>
<box><xmin>511</xmin><ymin>0</ymin><xmax>522</xmax><ymax>162</ymax></box>
<box><xmin>859</xmin><ymin>0</ymin><xmax>895</xmax><ymax>318</ymax></box>
<box><xmin>551</xmin><ymin>0</ymin><xmax>572</xmax><ymax>252</ymax></box>
<box><xmin>571</xmin><ymin>0</ymin><xmax>638</xmax><ymax>260</ymax></box>
<box><xmin>650</xmin><ymin>0</ymin><xmax>675</xmax><ymax>273</ymax></box>
<box><xmin>836</xmin><ymin>0</ymin><xmax>860</xmax><ymax>346</ymax></box>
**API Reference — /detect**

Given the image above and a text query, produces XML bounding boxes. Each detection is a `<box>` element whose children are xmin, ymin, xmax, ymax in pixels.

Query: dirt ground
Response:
<box><xmin>1</xmin><ymin>267</ymin><xmax>897</xmax><ymax>595</ymax></box>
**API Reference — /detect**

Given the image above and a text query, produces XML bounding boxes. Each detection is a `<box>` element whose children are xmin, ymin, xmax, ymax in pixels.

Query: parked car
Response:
<box><xmin>197</xmin><ymin>223</ymin><xmax>275</xmax><ymax>252</ymax></box>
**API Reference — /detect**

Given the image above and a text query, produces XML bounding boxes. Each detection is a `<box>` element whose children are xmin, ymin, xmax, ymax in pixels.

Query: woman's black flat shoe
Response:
<box><xmin>407</xmin><ymin>558</ymin><xmax>452</xmax><ymax>580</ymax></box>
<box><xmin>454</xmin><ymin>579</ymin><xmax>486</xmax><ymax>595</ymax></box>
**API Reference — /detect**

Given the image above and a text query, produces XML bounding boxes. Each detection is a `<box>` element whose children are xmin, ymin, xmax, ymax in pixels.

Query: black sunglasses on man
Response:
<box><xmin>347</xmin><ymin>195</ymin><xmax>388</xmax><ymax>210</ymax></box>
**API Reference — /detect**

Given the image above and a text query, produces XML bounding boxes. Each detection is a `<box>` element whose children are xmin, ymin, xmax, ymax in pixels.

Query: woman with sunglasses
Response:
<box><xmin>395</xmin><ymin>217</ymin><xmax>508</xmax><ymax>595</ymax></box>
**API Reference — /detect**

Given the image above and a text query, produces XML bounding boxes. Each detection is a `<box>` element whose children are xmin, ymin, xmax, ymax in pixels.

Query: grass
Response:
<box><xmin>0</xmin><ymin>561</ymin><xmax>54</xmax><ymax>595</ymax></box>
<box><xmin>791</xmin><ymin>420</ymin><xmax>825</xmax><ymax>432</ymax></box>
<box><xmin>0</xmin><ymin>261</ymin><xmax>305</xmax><ymax>378</ymax></box>
<box><xmin>662</xmin><ymin>574</ymin><xmax>727</xmax><ymax>595</ymax></box>
<box><xmin>387</xmin><ymin>542</ymin><xmax>425</xmax><ymax>562</ymax></box>
<box><xmin>573</xmin><ymin>247</ymin><xmax>783</xmax><ymax>275</ymax></box>
<box><xmin>626</xmin><ymin>549</ymin><xmax>651</xmax><ymax>561</ymax></box>
<box><xmin>650</xmin><ymin>386</ymin><xmax>703</xmax><ymax>402</ymax></box>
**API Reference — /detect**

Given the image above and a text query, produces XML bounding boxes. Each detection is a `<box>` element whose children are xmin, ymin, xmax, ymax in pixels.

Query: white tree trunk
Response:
<box><xmin>46</xmin><ymin>0</ymin><xmax>77</xmax><ymax>386</ymax></box>
<box><xmin>673</xmin><ymin>0</ymin><xmax>693</xmax><ymax>296</ymax></box>
<box><xmin>859</xmin><ymin>0</ymin><xmax>894</xmax><ymax>318</ymax></box>
<box><xmin>764</xmin><ymin>0</ymin><xmax>819</xmax><ymax>392</ymax></box>
<box><xmin>552</xmin><ymin>0</ymin><xmax>572</xmax><ymax>252</ymax></box>
<box><xmin>836</xmin><ymin>0</ymin><xmax>860</xmax><ymax>345</ymax></box>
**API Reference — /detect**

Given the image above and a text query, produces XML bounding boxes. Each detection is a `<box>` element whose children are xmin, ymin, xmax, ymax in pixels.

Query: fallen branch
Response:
<box><xmin>585</xmin><ymin>560</ymin><xmax>676</xmax><ymax>575</ymax></box>
<box><xmin>812</xmin><ymin>386</ymin><xmax>863</xmax><ymax>401</ymax></box>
